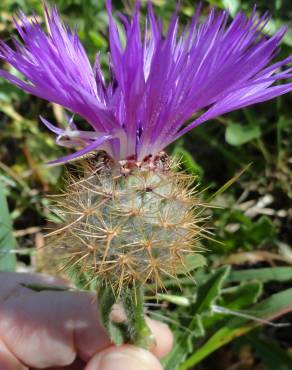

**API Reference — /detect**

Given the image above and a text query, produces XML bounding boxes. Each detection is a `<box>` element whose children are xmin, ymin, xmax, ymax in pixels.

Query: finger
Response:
<box><xmin>0</xmin><ymin>273</ymin><xmax>172</xmax><ymax>368</ymax></box>
<box><xmin>0</xmin><ymin>339</ymin><xmax>28</xmax><ymax>370</ymax></box>
<box><xmin>84</xmin><ymin>346</ymin><xmax>163</xmax><ymax>370</ymax></box>
<box><xmin>110</xmin><ymin>305</ymin><xmax>173</xmax><ymax>358</ymax></box>
<box><xmin>0</xmin><ymin>289</ymin><xmax>110</xmax><ymax>368</ymax></box>
<box><xmin>146</xmin><ymin>318</ymin><xmax>173</xmax><ymax>358</ymax></box>
<box><xmin>0</xmin><ymin>271</ymin><xmax>71</xmax><ymax>288</ymax></box>
<box><xmin>45</xmin><ymin>357</ymin><xmax>85</xmax><ymax>370</ymax></box>
<box><xmin>0</xmin><ymin>272</ymin><xmax>71</xmax><ymax>302</ymax></box>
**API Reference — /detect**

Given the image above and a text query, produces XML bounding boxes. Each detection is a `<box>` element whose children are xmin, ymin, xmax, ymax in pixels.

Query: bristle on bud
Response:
<box><xmin>47</xmin><ymin>152</ymin><xmax>206</xmax><ymax>294</ymax></box>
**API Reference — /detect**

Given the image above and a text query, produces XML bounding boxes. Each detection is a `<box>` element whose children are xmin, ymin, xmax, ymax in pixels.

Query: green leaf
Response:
<box><xmin>205</xmin><ymin>0</ymin><xmax>225</xmax><ymax>7</ymax></box>
<box><xmin>0</xmin><ymin>79</ymin><xmax>26</xmax><ymax>102</ymax></box>
<box><xmin>265</xmin><ymin>19</ymin><xmax>292</xmax><ymax>47</ymax></box>
<box><xmin>172</xmin><ymin>146</ymin><xmax>204</xmax><ymax>178</ymax></box>
<box><xmin>162</xmin><ymin>321</ymin><xmax>204</xmax><ymax>370</ymax></box>
<box><xmin>155</xmin><ymin>293</ymin><xmax>190</xmax><ymax>307</ymax></box>
<box><xmin>148</xmin><ymin>0</ymin><xmax>166</xmax><ymax>6</ymax></box>
<box><xmin>225</xmin><ymin>122</ymin><xmax>261</xmax><ymax>146</ymax></box>
<box><xmin>177</xmin><ymin>254</ymin><xmax>207</xmax><ymax>274</ymax></box>
<box><xmin>222</xmin><ymin>0</ymin><xmax>240</xmax><ymax>16</ymax></box>
<box><xmin>193</xmin><ymin>266</ymin><xmax>230</xmax><ymax>314</ymax></box>
<box><xmin>89</xmin><ymin>30</ymin><xmax>107</xmax><ymax>48</ymax></box>
<box><xmin>179</xmin><ymin>288</ymin><xmax>292</xmax><ymax>369</ymax></box>
<box><xmin>228</xmin><ymin>267</ymin><xmax>292</xmax><ymax>283</ymax></box>
<box><xmin>201</xmin><ymin>282</ymin><xmax>263</xmax><ymax>336</ymax></box>
<box><xmin>248</xmin><ymin>216</ymin><xmax>275</xmax><ymax>243</ymax></box>
<box><xmin>220</xmin><ymin>281</ymin><xmax>263</xmax><ymax>310</ymax></box>
<box><xmin>162</xmin><ymin>335</ymin><xmax>188</xmax><ymax>370</ymax></box>
<box><xmin>162</xmin><ymin>267</ymin><xmax>230</xmax><ymax>370</ymax></box>
<box><xmin>0</xmin><ymin>181</ymin><xmax>17</xmax><ymax>271</ymax></box>
<box><xmin>247</xmin><ymin>333</ymin><xmax>292</xmax><ymax>370</ymax></box>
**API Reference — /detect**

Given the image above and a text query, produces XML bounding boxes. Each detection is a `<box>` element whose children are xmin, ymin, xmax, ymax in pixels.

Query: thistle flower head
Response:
<box><xmin>0</xmin><ymin>1</ymin><xmax>291</xmax><ymax>165</ymax></box>
<box><xmin>48</xmin><ymin>152</ymin><xmax>206</xmax><ymax>293</ymax></box>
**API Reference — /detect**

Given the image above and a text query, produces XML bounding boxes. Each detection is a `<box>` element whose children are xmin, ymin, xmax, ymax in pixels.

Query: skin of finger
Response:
<box><xmin>109</xmin><ymin>305</ymin><xmax>173</xmax><ymax>358</ymax></box>
<box><xmin>0</xmin><ymin>339</ymin><xmax>28</xmax><ymax>370</ymax></box>
<box><xmin>0</xmin><ymin>289</ymin><xmax>110</xmax><ymax>368</ymax></box>
<box><xmin>84</xmin><ymin>346</ymin><xmax>163</xmax><ymax>370</ymax></box>
<box><xmin>0</xmin><ymin>273</ymin><xmax>172</xmax><ymax>368</ymax></box>
<box><xmin>0</xmin><ymin>272</ymin><xmax>71</xmax><ymax>302</ymax></box>
<box><xmin>42</xmin><ymin>357</ymin><xmax>86</xmax><ymax>370</ymax></box>
<box><xmin>146</xmin><ymin>318</ymin><xmax>173</xmax><ymax>358</ymax></box>
<box><xmin>0</xmin><ymin>292</ymin><xmax>172</xmax><ymax>367</ymax></box>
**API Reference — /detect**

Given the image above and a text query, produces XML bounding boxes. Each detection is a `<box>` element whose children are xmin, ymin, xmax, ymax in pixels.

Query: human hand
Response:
<box><xmin>0</xmin><ymin>272</ymin><xmax>173</xmax><ymax>370</ymax></box>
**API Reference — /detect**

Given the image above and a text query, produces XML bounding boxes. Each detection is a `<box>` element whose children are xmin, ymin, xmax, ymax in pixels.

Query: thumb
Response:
<box><xmin>84</xmin><ymin>345</ymin><xmax>163</xmax><ymax>370</ymax></box>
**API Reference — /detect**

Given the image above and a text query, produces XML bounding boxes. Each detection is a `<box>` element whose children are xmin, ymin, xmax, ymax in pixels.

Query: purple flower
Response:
<box><xmin>0</xmin><ymin>1</ymin><xmax>291</xmax><ymax>165</ymax></box>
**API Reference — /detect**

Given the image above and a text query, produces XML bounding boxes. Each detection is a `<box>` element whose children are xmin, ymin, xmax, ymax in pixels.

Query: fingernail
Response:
<box><xmin>86</xmin><ymin>346</ymin><xmax>163</xmax><ymax>370</ymax></box>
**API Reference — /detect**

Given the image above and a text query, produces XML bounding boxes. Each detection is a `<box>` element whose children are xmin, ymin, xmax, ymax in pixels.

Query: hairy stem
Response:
<box><xmin>98</xmin><ymin>285</ymin><xmax>155</xmax><ymax>349</ymax></box>
<box><xmin>122</xmin><ymin>285</ymin><xmax>155</xmax><ymax>349</ymax></box>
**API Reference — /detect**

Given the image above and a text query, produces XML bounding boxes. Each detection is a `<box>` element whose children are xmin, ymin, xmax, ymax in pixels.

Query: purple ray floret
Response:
<box><xmin>0</xmin><ymin>1</ymin><xmax>291</xmax><ymax>164</ymax></box>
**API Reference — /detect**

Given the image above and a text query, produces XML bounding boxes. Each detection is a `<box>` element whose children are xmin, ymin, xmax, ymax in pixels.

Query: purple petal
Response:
<box><xmin>46</xmin><ymin>135</ymin><xmax>112</xmax><ymax>166</ymax></box>
<box><xmin>0</xmin><ymin>3</ymin><xmax>116</xmax><ymax>133</ymax></box>
<box><xmin>40</xmin><ymin>116</ymin><xmax>63</xmax><ymax>135</ymax></box>
<box><xmin>1</xmin><ymin>2</ymin><xmax>291</xmax><ymax>163</ymax></box>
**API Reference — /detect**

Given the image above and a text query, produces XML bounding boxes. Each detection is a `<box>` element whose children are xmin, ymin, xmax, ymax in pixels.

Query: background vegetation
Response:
<box><xmin>0</xmin><ymin>0</ymin><xmax>291</xmax><ymax>369</ymax></box>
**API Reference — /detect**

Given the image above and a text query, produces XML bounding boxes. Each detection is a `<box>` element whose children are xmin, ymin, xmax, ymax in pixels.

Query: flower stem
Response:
<box><xmin>97</xmin><ymin>284</ymin><xmax>155</xmax><ymax>349</ymax></box>
<box><xmin>122</xmin><ymin>285</ymin><xmax>155</xmax><ymax>349</ymax></box>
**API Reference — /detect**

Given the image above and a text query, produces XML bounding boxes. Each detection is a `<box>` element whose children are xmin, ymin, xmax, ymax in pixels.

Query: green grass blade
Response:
<box><xmin>228</xmin><ymin>267</ymin><xmax>292</xmax><ymax>283</ymax></box>
<box><xmin>179</xmin><ymin>288</ymin><xmax>292</xmax><ymax>369</ymax></box>
<box><xmin>172</xmin><ymin>146</ymin><xmax>204</xmax><ymax>178</ymax></box>
<box><xmin>247</xmin><ymin>333</ymin><xmax>292</xmax><ymax>370</ymax></box>
<box><xmin>0</xmin><ymin>181</ymin><xmax>17</xmax><ymax>271</ymax></box>
<box><xmin>207</xmin><ymin>163</ymin><xmax>251</xmax><ymax>202</ymax></box>
<box><xmin>162</xmin><ymin>266</ymin><xmax>230</xmax><ymax>370</ymax></box>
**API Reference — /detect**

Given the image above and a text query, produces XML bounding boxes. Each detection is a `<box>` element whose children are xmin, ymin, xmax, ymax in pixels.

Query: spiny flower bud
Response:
<box><xmin>48</xmin><ymin>152</ymin><xmax>205</xmax><ymax>293</ymax></box>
